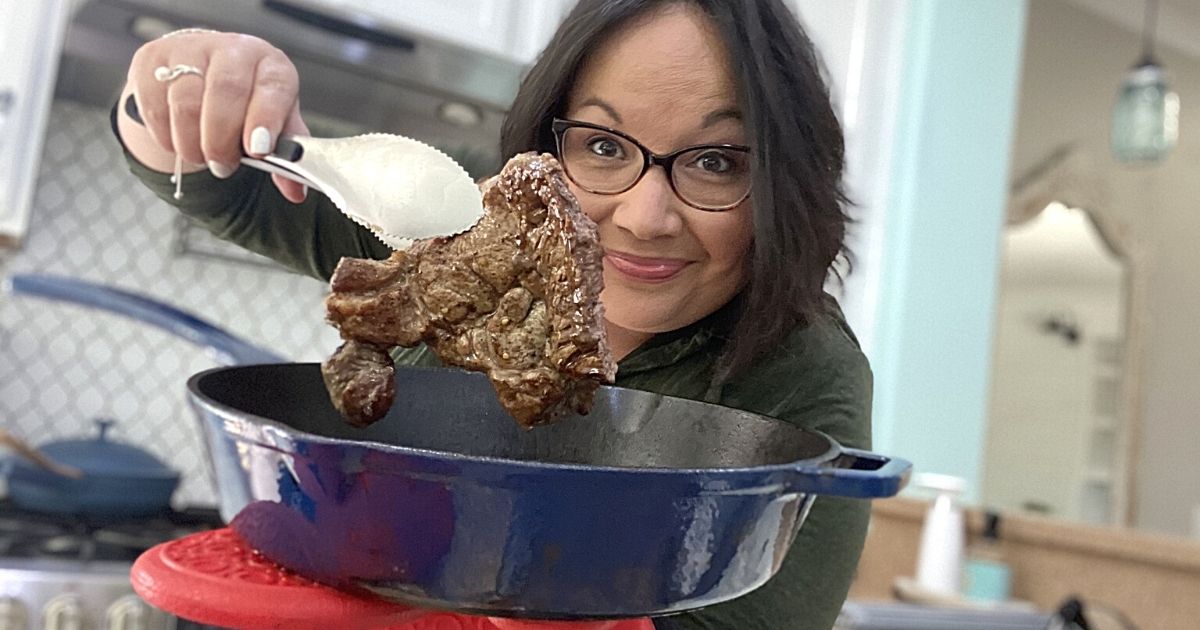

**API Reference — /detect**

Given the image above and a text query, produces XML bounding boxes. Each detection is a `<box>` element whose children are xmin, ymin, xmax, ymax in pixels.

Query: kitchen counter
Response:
<box><xmin>850</xmin><ymin>497</ymin><xmax>1200</xmax><ymax>629</ymax></box>
<box><xmin>836</xmin><ymin>601</ymin><xmax>1051</xmax><ymax>629</ymax></box>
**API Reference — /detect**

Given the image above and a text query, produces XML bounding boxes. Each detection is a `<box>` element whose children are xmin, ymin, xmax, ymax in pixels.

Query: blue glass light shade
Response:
<box><xmin>1112</xmin><ymin>60</ymin><xmax>1180</xmax><ymax>163</ymax></box>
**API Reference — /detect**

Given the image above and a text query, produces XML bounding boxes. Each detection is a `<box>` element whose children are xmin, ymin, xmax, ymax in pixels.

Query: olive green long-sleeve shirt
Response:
<box><xmin>120</xmin><ymin>136</ymin><xmax>872</xmax><ymax>629</ymax></box>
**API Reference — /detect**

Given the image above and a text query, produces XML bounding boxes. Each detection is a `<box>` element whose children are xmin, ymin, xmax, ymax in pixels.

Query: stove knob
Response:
<box><xmin>106</xmin><ymin>595</ymin><xmax>152</xmax><ymax>630</ymax></box>
<box><xmin>42</xmin><ymin>594</ymin><xmax>85</xmax><ymax>630</ymax></box>
<box><xmin>0</xmin><ymin>595</ymin><xmax>29</xmax><ymax>630</ymax></box>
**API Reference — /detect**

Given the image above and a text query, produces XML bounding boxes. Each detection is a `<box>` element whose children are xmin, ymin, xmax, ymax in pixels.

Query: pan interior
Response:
<box><xmin>191</xmin><ymin>364</ymin><xmax>834</xmax><ymax>469</ymax></box>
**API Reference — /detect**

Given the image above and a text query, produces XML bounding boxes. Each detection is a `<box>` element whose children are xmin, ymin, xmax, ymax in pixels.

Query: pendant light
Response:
<box><xmin>1111</xmin><ymin>0</ymin><xmax>1180</xmax><ymax>164</ymax></box>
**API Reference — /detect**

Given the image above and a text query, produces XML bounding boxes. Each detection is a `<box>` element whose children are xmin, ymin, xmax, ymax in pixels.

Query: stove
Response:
<box><xmin>0</xmin><ymin>500</ymin><xmax>225</xmax><ymax>630</ymax></box>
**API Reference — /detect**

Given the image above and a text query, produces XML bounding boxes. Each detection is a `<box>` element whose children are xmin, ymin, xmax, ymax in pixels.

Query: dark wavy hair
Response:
<box><xmin>501</xmin><ymin>0</ymin><xmax>851</xmax><ymax>380</ymax></box>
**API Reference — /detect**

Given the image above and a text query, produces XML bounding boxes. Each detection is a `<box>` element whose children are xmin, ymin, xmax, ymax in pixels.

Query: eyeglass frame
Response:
<box><xmin>550</xmin><ymin>117</ymin><xmax>753</xmax><ymax>212</ymax></box>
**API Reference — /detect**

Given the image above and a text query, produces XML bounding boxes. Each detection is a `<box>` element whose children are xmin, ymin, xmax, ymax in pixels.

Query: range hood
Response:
<box><xmin>56</xmin><ymin>0</ymin><xmax>528</xmax><ymax>177</ymax></box>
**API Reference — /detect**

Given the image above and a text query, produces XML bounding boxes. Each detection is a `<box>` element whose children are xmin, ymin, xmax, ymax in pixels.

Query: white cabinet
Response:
<box><xmin>501</xmin><ymin>0</ymin><xmax>577</xmax><ymax>65</ymax></box>
<box><xmin>305</xmin><ymin>0</ymin><xmax>573</xmax><ymax>65</ymax></box>
<box><xmin>0</xmin><ymin>0</ymin><xmax>70</xmax><ymax>246</ymax></box>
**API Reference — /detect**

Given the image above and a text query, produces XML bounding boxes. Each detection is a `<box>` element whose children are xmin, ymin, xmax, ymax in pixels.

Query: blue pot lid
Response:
<box><xmin>36</xmin><ymin>419</ymin><xmax>177</xmax><ymax>479</ymax></box>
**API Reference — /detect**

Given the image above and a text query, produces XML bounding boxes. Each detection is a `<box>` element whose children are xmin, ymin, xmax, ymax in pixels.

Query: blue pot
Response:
<box><xmin>5</xmin><ymin>419</ymin><xmax>180</xmax><ymax>519</ymax></box>
<box><xmin>5</xmin><ymin>272</ymin><xmax>277</xmax><ymax>520</ymax></box>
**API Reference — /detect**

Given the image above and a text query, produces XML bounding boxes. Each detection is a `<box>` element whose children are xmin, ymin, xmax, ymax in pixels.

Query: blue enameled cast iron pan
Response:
<box><xmin>189</xmin><ymin>363</ymin><xmax>909</xmax><ymax>620</ymax></box>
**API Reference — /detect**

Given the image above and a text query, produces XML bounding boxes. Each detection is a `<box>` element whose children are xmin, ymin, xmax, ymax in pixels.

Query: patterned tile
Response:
<box><xmin>0</xmin><ymin>101</ymin><xmax>342</xmax><ymax>506</ymax></box>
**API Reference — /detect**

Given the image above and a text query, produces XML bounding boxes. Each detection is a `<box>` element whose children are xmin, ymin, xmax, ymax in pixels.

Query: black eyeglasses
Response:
<box><xmin>550</xmin><ymin>118</ymin><xmax>752</xmax><ymax>211</ymax></box>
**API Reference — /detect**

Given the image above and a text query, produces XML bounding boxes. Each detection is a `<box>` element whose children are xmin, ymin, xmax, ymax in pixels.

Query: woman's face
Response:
<box><xmin>564</xmin><ymin>4</ymin><xmax>753</xmax><ymax>349</ymax></box>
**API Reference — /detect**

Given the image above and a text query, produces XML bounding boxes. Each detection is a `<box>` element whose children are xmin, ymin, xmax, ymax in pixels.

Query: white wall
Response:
<box><xmin>790</xmin><ymin>0</ymin><xmax>908</xmax><ymax>360</ymax></box>
<box><xmin>1010</xmin><ymin>0</ymin><xmax>1200</xmax><ymax>536</ymax></box>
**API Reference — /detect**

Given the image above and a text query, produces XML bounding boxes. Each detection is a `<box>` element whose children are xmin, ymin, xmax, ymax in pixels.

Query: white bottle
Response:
<box><xmin>913</xmin><ymin>473</ymin><xmax>967</xmax><ymax>597</ymax></box>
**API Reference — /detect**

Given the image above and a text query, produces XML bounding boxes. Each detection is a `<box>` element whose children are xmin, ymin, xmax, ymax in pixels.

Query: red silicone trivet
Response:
<box><xmin>131</xmin><ymin>527</ymin><xmax>651</xmax><ymax>630</ymax></box>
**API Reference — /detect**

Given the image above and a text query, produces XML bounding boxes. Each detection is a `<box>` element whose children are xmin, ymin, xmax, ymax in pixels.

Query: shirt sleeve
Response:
<box><xmin>111</xmin><ymin>102</ymin><xmax>392</xmax><ymax>281</ymax></box>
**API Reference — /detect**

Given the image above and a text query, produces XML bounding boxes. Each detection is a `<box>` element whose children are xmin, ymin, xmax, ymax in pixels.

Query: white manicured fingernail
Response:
<box><xmin>249</xmin><ymin>126</ymin><xmax>271</xmax><ymax>155</ymax></box>
<box><xmin>207</xmin><ymin>160</ymin><xmax>237</xmax><ymax>179</ymax></box>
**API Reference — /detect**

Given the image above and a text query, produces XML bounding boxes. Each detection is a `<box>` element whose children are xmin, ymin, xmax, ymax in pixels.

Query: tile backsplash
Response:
<box><xmin>0</xmin><ymin>100</ymin><xmax>340</xmax><ymax>506</ymax></box>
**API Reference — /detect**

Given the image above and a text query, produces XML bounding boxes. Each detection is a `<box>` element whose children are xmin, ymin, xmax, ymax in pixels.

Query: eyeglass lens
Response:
<box><xmin>558</xmin><ymin>126</ymin><xmax>750</xmax><ymax>210</ymax></box>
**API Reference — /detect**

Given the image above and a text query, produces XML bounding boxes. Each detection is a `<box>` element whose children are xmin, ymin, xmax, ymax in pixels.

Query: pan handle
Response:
<box><xmin>6</xmin><ymin>273</ymin><xmax>286</xmax><ymax>366</ymax></box>
<box><xmin>787</xmin><ymin>448</ymin><xmax>912</xmax><ymax>498</ymax></box>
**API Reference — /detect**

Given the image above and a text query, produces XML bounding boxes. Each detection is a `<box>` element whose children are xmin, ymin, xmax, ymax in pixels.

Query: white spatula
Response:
<box><xmin>245</xmin><ymin>134</ymin><xmax>483</xmax><ymax>250</ymax></box>
<box><xmin>124</xmin><ymin>95</ymin><xmax>483</xmax><ymax>250</ymax></box>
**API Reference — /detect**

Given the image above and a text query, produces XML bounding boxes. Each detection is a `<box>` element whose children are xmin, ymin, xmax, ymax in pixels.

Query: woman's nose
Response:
<box><xmin>610</xmin><ymin>168</ymin><xmax>684</xmax><ymax>240</ymax></box>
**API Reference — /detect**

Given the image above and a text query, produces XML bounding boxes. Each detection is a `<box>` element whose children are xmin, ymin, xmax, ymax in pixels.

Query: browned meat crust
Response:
<box><xmin>321</xmin><ymin>153</ymin><xmax>615</xmax><ymax>428</ymax></box>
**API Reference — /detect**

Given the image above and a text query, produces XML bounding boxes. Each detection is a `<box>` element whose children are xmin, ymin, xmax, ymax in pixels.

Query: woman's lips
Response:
<box><xmin>604</xmin><ymin>250</ymin><xmax>691</xmax><ymax>282</ymax></box>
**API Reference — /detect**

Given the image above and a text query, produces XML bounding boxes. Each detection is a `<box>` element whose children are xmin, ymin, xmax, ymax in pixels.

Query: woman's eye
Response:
<box><xmin>586</xmin><ymin>136</ymin><xmax>625</xmax><ymax>159</ymax></box>
<box><xmin>691</xmin><ymin>150</ymin><xmax>735</xmax><ymax>174</ymax></box>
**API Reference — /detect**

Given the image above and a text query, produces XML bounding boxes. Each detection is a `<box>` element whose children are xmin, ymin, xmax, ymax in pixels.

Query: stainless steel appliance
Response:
<box><xmin>56</xmin><ymin>0</ymin><xmax>527</xmax><ymax>180</ymax></box>
<box><xmin>0</xmin><ymin>501</ymin><xmax>224</xmax><ymax>630</ymax></box>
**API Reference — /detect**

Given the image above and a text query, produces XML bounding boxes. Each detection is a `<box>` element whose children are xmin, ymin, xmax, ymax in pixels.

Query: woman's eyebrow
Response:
<box><xmin>702</xmin><ymin>108</ymin><xmax>741</xmax><ymax>128</ymax></box>
<box><xmin>576</xmin><ymin>99</ymin><xmax>740</xmax><ymax>129</ymax></box>
<box><xmin>577</xmin><ymin>97</ymin><xmax>623</xmax><ymax>124</ymax></box>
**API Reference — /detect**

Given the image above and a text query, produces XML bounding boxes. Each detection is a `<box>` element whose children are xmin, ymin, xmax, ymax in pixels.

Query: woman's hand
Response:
<box><xmin>116</xmin><ymin>30</ymin><xmax>309</xmax><ymax>202</ymax></box>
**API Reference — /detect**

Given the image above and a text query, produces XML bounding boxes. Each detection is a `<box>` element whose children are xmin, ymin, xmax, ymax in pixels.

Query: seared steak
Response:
<box><xmin>321</xmin><ymin>153</ymin><xmax>615</xmax><ymax>428</ymax></box>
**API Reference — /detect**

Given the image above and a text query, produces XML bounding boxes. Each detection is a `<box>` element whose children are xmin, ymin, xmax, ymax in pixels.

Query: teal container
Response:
<box><xmin>963</xmin><ymin>512</ymin><xmax>1012</xmax><ymax>602</ymax></box>
<box><xmin>963</xmin><ymin>556</ymin><xmax>1012</xmax><ymax>602</ymax></box>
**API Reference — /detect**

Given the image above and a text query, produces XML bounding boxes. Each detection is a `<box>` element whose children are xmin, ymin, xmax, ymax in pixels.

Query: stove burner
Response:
<box><xmin>0</xmin><ymin>499</ymin><xmax>224</xmax><ymax>563</ymax></box>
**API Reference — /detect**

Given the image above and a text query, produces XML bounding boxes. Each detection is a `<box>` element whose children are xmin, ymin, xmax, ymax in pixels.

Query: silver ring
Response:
<box><xmin>153</xmin><ymin>64</ymin><xmax>204</xmax><ymax>83</ymax></box>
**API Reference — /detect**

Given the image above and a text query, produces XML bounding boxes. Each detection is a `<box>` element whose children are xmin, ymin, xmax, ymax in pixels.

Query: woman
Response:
<box><xmin>115</xmin><ymin>1</ymin><xmax>872</xmax><ymax>628</ymax></box>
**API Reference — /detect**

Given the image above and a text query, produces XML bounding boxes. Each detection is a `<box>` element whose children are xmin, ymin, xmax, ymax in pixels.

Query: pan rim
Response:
<box><xmin>185</xmin><ymin>363</ymin><xmax>844</xmax><ymax>481</ymax></box>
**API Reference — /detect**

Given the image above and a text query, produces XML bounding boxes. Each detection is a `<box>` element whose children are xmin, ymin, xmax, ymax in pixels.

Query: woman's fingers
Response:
<box><xmin>242</xmin><ymin>46</ymin><xmax>305</xmax><ymax>202</ymax></box>
<box><xmin>119</xmin><ymin>32</ymin><xmax>305</xmax><ymax>187</ymax></box>
<box><xmin>126</xmin><ymin>46</ymin><xmax>175</xmax><ymax>155</ymax></box>
<box><xmin>121</xmin><ymin>32</ymin><xmax>315</xmax><ymax>207</ymax></box>
<box><xmin>242</xmin><ymin>48</ymin><xmax>301</xmax><ymax>157</ymax></box>
<box><xmin>164</xmin><ymin>55</ymin><xmax>210</xmax><ymax>166</ymax></box>
<box><xmin>200</xmin><ymin>47</ymin><xmax>256</xmax><ymax>177</ymax></box>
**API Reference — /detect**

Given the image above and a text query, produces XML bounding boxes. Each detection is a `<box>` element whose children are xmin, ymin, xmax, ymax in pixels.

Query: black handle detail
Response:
<box><xmin>272</xmin><ymin>137</ymin><xmax>304</xmax><ymax>162</ymax></box>
<box><xmin>263</xmin><ymin>0</ymin><xmax>416</xmax><ymax>51</ymax></box>
<box><xmin>124</xmin><ymin>93</ymin><xmax>143</xmax><ymax>125</ymax></box>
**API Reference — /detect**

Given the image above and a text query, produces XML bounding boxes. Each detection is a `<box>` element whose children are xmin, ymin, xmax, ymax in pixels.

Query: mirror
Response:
<box><xmin>981</xmin><ymin>147</ymin><xmax>1143</xmax><ymax>527</ymax></box>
